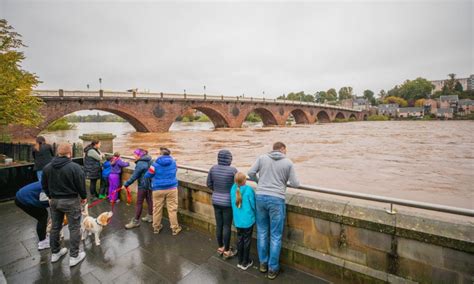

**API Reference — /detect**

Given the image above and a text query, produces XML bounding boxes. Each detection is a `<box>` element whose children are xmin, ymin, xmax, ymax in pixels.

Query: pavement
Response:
<box><xmin>0</xmin><ymin>200</ymin><xmax>331</xmax><ymax>284</ymax></box>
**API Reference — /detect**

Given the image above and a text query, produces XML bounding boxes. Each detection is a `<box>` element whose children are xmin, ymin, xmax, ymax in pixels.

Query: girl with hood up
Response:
<box><xmin>206</xmin><ymin>149</ymin><xmax>238</xmax><ymax>259</ymax></box>
<box><xmin>122</xmin><ymin>149</ymin><xmax>153</xmax><ymax>229</ymax></box>
<box><xmin>108</xmin><ymin>152</ymin><xmax>129</xmax><ymax>203</ymax></box>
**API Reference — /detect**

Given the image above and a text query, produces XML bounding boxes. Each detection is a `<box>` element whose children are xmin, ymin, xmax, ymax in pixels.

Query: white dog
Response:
<box><xmin>81</xmin><ymin>204</ymin><xmax>113</xmax><ymax>246</ymax></box>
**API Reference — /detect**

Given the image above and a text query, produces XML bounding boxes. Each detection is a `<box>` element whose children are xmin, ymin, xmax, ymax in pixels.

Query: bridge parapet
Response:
<box><xmin>32</xmin><ymin>89</ymin><xmax>361</xmax><ymax>112</ymax></box>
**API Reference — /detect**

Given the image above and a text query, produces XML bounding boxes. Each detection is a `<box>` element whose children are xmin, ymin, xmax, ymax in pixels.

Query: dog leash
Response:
<box><xmin>88</xmin><ymin>187</ymin><xmax>132</xmax><ymax>209</ymax></box>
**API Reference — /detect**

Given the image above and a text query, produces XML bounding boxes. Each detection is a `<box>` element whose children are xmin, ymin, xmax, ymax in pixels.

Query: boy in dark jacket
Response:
<box><xmin>42</xmin><ymin>143</ymin><xmax>87</xmax><ymax>267</ymax></box>
<box><xmin>207</xmin><ymin>149</ymin><xmax>238</xmax><ymax>259</ymax></box>
<box><xmin>123</xmin><ymin>149</ymin><xmax>153</xmax><ymax>229</ymax></box>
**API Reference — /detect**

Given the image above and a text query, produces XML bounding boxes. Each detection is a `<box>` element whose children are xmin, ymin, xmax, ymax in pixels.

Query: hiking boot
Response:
<box><xmin>154</xmin><ymin>224</ymin><xmax>163</xmax><ymax>234</ymax></box>
<box><xmin>141</xmin><ymin>214</ymin><xmax>153</xmax><ymax>223</ymax></box>
<box><xmin>268</xmin><ymin>270</ymin><xmax>279</xmax><ymax>280</ymax></box>
<box><xmin>259</xmin><ymin>263</ymin><xmax>268</xmax><ymax>273</ymax></box>
<box><xmin>172</xmin><ymin>225</ymin><xmax>182</xmax><ymax>236</ymax></box>
<box><xmin>51</xmin><ymin>248</ymin><xmax>68</xmax><ymax>263</ymax></box>
<box><xmin>124</xmin><ymin>218</ymin><xmax>140</xmax><ymax>229</ymax></box>
<box><xmin>38</xmin><ymin>238</ymin><xmax>50</xmax><ymax>250</ymax></box>
<box><xmin>69</xmin><ymin>251</ymin><xmax>86</xmax><ymax>267</ymax></box>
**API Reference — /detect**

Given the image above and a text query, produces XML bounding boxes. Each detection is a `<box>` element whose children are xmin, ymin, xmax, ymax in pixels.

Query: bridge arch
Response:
<box><xmin>335</xmin><ymin>112</ymin><xmax>346</xmax><ymax>120</ymax></box>
<box><xmin>176</xmin><ymin>106</ymin><xmax>230</xmax><ymax>129</ymax></box>
<box><xmin>289</xmin><ymin>109</ymin><xmax>310</xmax><ymax>124</ymax></box>
<box><xmin>316</xmin><ymin>110</ymin><xmax>330</xmax><ymax>123</ymax></box>
<box><xmin>349</xmin><ymin>113</ymin><xmax>357</xmax><ymax>120</ymax></box>
<box><xmin>245</xmin><ymin>107</ymin><xmax>278</xmax><ymax>126</ymax></box>
<box><xmin>40</xmin><ymin>106</ymin><xmax>150</xmax><ymax>134</ymax></box>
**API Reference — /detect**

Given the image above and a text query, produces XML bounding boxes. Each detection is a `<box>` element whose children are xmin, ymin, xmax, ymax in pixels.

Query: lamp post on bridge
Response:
<box><xmin>86</xmin><ymin>84</ymin><xmax>90</xmax><ymax>90</ymax></box>
<box><xmin>203</xmin><ymin>85</ymin><xmax>206</xmax><ymax>96</ymax></box>
<box><xmin>99</xmin><ymin>78</ymin><xmax>102</xmax><ymax>90</ymax></box>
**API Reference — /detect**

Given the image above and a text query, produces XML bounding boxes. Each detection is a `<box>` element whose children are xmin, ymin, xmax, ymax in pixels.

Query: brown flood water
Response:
<box><xmin>43</xmin><ymin>121</ymin><xmax>474</xmax><ymax>216</ymax></box>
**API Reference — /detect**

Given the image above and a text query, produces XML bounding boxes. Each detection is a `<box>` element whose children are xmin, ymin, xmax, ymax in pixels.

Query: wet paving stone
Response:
<box><xmin>1</xmin><ymin>200</ymin><xmax>331</xmax><ymax>283</ymax></box>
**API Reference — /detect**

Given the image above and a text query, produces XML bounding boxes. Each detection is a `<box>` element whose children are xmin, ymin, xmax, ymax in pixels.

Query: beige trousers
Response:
<box><xmin>152</xmin><ymin>188</ymin><xmax>179</xmax><ymax>230</ymax></box>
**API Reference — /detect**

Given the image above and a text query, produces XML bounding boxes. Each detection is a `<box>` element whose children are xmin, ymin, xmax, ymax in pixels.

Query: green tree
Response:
<box><xmin>454</xmin><ymin>81</ymin><xmax>463</xmax><ymax>92</ymax></box>
<box><xmin>397</xmin><ymin>78</ymin><xmax>434</xmax><ymax>103</ymax></box>
<box><xmin>338</xmin><ymin>86</ymin><xmax>353</xmax><ymax>101</ymax></box>
<box><xmin>326</xmin><ymin>88</ymin><xmax>338</xmax><ymax>101</ymax></box>
<box><xmin>278</xmin><ymin>91</ymin><xmax>314</xmax><ymax>102</ymax></box>
<box><xmin>363</xmin><ymin>89</ymin><xmax>374</xmax><ymax>101</ymax></box>
<box><xmin>0</xmin><ymin>19</ymin><xmax>42</xmax><ymax>141</ymax></box>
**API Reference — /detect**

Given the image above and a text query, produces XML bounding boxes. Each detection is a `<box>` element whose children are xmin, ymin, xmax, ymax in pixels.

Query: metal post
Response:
<box><xmin>59</xmin><ymin>89</ymin><xmax>64</xmax><ymax>97</ymax></box>
<box><xmin>99</xmin><ymin>89</ymin><xmax>104</xmax><ymax>98</ymax></box>
<box><xmin>386</xmin><ymin>203</ymin><xmax>397</xmax><ymax>215</ymax></box>
<box><xmin>160</xmin><ymin>92</ymin><xmax>163</xmax><ymax>99</ymax></box>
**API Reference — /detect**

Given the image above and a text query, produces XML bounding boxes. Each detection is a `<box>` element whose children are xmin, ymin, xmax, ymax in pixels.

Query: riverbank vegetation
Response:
<box><xmin>46</xmin><ymin>118</ymin><xmax>76</xmax><ymax>131</ymax></box>
<box><xmin>66</xmin><ymin>114</ymin><xmax>126</xmax><ymax>123</ymax></box>
<box><xmin>367</xmin><ymin>115</ymin><xmax>389</xmax><ymax>121</ymax></box>
<box><xmin>333</xmin><ymin>117</ymin><xmax>357</xmax><ymax>123</ymax></box>
<box><xmin>246</xmin><ymin>112</ymin><xmax>262</xmax><ymax>122</ymax></box>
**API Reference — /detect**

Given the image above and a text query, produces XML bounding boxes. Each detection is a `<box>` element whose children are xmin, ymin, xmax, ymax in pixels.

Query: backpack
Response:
<box><xmin>141</xmin><ymin>159</ymin><xmax>153</xmax><ymax>190</ymax></box>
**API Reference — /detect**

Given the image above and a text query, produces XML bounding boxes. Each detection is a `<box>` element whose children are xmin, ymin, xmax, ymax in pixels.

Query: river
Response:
<box><xmin>42</xmin><ymin>121</ymin><xmax>474</xmax><ymax>213</ymax></box>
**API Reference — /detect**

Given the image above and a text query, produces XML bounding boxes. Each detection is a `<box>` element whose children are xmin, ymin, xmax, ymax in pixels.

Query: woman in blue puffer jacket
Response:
<box><xmin>144</xmin><ymin>147</ymin><xmax>182</xmax><ymax>236</ymax></box>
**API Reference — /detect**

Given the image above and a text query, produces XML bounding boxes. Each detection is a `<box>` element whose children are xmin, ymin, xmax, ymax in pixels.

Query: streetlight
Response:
<box><xmin>203</xmin><ymin>85</ymin><xmax>206</xmax><ymax>95</ymax></box>
<box><xmin>86</xmin><ymin>84</ymin><xmax>90</xmax><ymax>90</ymax></box>
<box><xmin>99</xmin><ymin>78</ymin><xmax>102</xmax><ymax>90</ymax></box>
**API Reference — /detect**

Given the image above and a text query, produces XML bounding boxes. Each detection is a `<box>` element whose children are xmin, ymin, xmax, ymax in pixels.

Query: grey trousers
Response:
<box><xmin>50</xmin><ymin>198</ymin><xmax>82</xmax><ymax>257</ymax></box>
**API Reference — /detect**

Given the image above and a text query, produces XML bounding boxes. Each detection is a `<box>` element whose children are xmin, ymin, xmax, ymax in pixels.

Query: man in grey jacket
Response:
<box><xmin>248</xmin><ymin>142</ymin><xmax>299</xmax><ymax>280</ymax></box>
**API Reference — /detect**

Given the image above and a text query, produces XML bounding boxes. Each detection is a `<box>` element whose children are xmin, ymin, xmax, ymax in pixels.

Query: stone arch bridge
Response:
<box><xmin>12</xmin><ymin>90</ymin><xmax>367</xmax><ymax>138</ymax></box>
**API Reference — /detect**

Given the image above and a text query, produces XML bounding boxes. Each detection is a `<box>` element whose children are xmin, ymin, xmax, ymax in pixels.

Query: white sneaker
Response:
<box><xmin>38</xmin><ymin>239</ymin><xmax>50</xmax><ymax>250</ymax></box>
<box><xmin>51</xmin><ymin>248</ymin><xmax>68</xmax><ymax>263</ymax></box>
<box><xmin>69</xmin><ymin>251</ymin><xmax>86</xmax><ymax>267</ymax></box>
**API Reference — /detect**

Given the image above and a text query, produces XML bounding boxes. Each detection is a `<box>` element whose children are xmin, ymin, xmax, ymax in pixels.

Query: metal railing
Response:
<box><xmin>116</xmin><ymin>154</ymin><xmax>474</xmax><ymax>217</ymax></box>
<box><xmin>32</xmin><ymin>89</ymin><xmax>361</xmax><ymax>112</ymax></box>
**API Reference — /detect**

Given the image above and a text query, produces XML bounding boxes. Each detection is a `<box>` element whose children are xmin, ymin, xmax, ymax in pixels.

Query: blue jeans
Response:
<box><xmin>256</xmin><ymin>194</ymin><xmax>286</xmax><ymax>272</ymax></box>
<box><xmin>36</xmin><ymin>170</ymin><xmax>43</xmax><ymax>182</ymax></box>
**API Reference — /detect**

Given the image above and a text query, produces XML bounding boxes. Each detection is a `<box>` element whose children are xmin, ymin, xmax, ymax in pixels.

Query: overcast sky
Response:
<box><xmin>1</xmin><ymin>0</ymin><xmax>473</xmax><ymax>98</ymax></box>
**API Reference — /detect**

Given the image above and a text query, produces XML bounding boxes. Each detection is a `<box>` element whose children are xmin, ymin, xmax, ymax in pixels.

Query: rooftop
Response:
<box><xmin>0</xmin><ymin>201</ymin><xmax>330</xmax><ymax>284</ymax></box>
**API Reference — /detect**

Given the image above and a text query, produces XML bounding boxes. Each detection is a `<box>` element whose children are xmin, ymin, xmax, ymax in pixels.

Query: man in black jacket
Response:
<box><xmin>42</xmin><ymin>143</ymin><xmax>87</xmax><ymax>267</ymax></box>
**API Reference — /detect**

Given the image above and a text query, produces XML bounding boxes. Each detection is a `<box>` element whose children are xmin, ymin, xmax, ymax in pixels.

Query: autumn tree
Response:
<box><xmin>383</xmin><ymin>96</ymin><xmax>408</xmax><ymax>107</ymax></box>
<box><xmin>414</xmin><ymin>98</ymin><xmax>425</xmax><ymax>107</ymax></box>
<box><xmin>0</xmin><ymin>19</ymin><xmax>42</xmax><ymax>141</ymax></box>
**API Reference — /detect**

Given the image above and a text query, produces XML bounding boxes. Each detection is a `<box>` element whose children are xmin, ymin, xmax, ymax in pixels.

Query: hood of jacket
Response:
<box><xmin>267</xmin><ymin>151</ymin><xmax>286</xmax><ymax>161</ymax></box>
<box><xmin>157</xmin><ymin>155</ymin><xmax>174</xmax><ymax>167</ymax></box>
<box><xmin>51</xmin><ymin>156</ymin><xmax>72</xmax><ymax>169</ymax></box>
<box><xmin>217</xmin><ymin>150</ymin><xmax>232</xmax><ymax>166</ymax></box>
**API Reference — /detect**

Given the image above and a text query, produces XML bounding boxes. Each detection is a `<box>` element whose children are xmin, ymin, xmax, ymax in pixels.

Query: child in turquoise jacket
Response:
<box><xmin>230</xmin><ymin>172</ymin><xmax>256</xmax><ymax>270</ymax></box>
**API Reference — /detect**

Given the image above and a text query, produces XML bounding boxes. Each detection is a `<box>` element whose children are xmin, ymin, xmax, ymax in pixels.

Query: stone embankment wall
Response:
<box><xmin>121</xmin><ymin>168</ymin><xmax>473</xmax><ymax>283</ymax></box>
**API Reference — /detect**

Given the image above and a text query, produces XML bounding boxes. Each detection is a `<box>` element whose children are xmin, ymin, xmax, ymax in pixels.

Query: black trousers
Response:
<box><xmin>213</xmin><ymin>204</ymin><xmax>233</xmax><ymax>251</ymax></box>
<box><xmin>99</xmin><ymin>177</ymin><xmax>109</xmax><ymax>196</ymax></box>
<box><xmin>237</xmin><ymin>226</ymin><xmax>253</xmax><ymax>265</ymax></box>
<box><xmin>15</xmin><ymin>199</ymin><xmax>49</xmax><ymax>241</ymax></box>
<box><xmin>88</xmin><ymin>178</ymin><xmax>100</xmax><ymax>197</ymax></box>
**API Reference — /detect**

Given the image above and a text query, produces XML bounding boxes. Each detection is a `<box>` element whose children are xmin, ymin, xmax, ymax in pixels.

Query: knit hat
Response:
<box><xmin>160</xmin><ymin>147</ymin><xmax>171</xmax><ymax>156</ymax></box>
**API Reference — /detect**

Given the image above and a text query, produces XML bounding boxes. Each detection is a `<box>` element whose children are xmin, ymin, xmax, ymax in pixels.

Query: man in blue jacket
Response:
<box><xmin>144</xmin><ymin>147</ymin><xmax>182</xmax><ymax>235</ymax></box>
<box><xmin>15</xmin><ymin>181</ymin><xmax>50</xmax><ymax>250</ymax></box>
